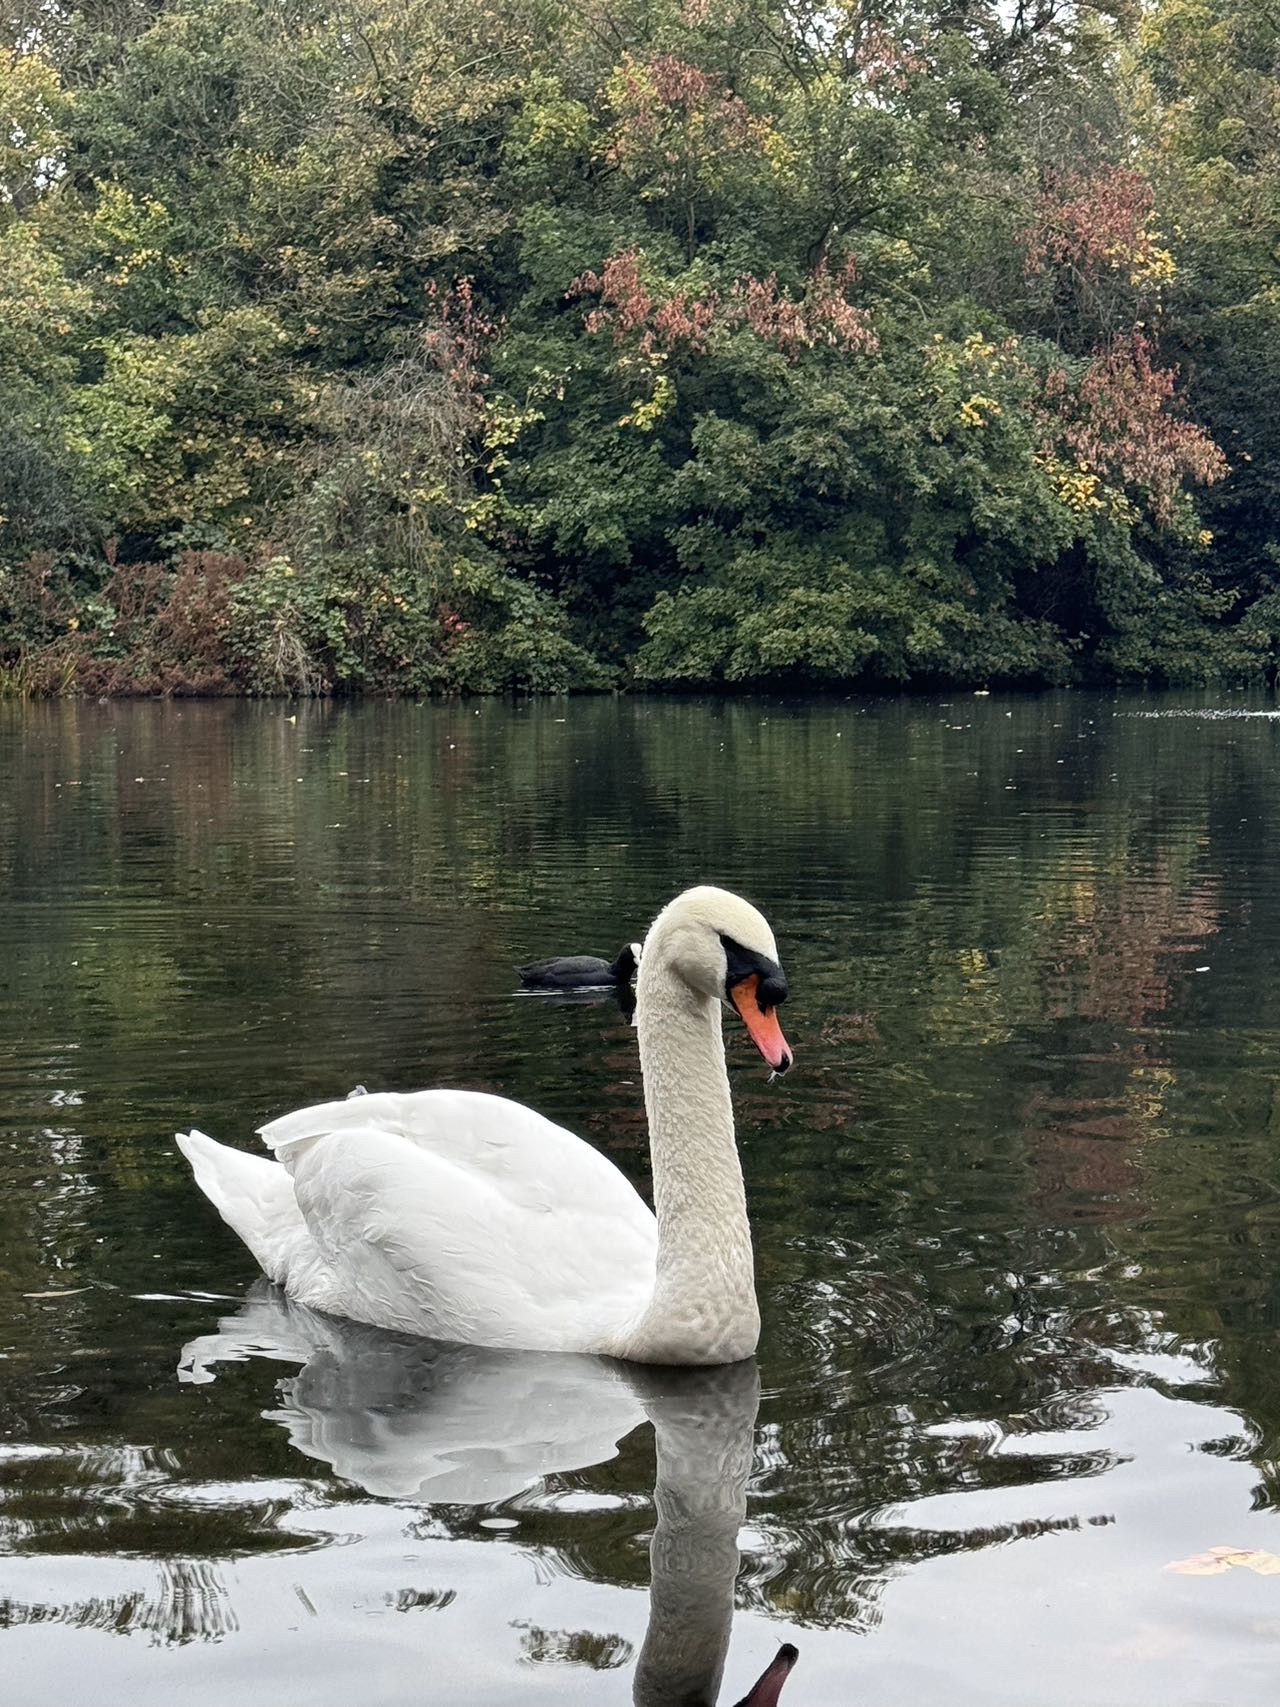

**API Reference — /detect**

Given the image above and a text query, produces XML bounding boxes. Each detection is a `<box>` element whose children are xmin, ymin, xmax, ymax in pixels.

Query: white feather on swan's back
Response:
<box><xmin>259</xmin><ymin>1089</ymin><xmax>648</xmax><ymax>1217</ymax></box>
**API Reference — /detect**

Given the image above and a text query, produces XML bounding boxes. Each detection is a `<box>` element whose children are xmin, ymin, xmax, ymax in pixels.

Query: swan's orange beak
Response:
<box><xmin>730</xmin><ymin>973</ymin><xmax>793</xmax><ymax>1074</ymax></box>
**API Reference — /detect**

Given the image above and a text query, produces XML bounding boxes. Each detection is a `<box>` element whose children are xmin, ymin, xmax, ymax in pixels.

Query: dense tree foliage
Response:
<box><xmin>0</xmin><ymin>0</ymin><xmax>1276</xmax><ymax>693</ymax></box>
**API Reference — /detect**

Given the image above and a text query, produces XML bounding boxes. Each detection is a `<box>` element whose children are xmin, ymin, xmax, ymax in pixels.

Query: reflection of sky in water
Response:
<box><xmin>5</xmin><ymin>1297</ymin><xmax>1275</xmax><ymax>1706</ymax></box>
<box><xmin>3</xmin><ymin>692</ymin><xmax>1280</xmax><ymax>1705</ymax></box>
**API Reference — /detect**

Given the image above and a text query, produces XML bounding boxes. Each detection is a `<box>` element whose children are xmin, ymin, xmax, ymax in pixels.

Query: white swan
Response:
<box><xmin>176</xmin><ymin>885</ymin><xmax>792</xmax><ymax>1365</ymax></box>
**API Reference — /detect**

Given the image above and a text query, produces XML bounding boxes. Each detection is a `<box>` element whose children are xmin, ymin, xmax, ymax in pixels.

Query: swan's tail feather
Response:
<box><xmin>176</xmin><ymin>1129</ymin><xmax>305</xmax><ymax>1286</ymax></box>
<box><xmin>258</xmin><ymin>1091</ymin><xmax>411</xmax><ymax>1158</ymax></box>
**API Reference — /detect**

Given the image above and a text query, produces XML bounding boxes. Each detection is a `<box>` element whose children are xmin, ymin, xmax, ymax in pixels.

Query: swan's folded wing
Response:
<box><xmin>256</xmin><ymin>1090</ymin><xmax>658</xmax><ymax>1349</ymax></box>
<box><xmin>260</xmin><ymin>1090</ymin><xmax>648</xmax><ymax>1215</ymax></box>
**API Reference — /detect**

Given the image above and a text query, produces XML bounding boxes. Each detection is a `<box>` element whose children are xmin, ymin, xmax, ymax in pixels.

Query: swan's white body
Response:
<box><xmin>180</xmin><ymin>1089</ymin><xmax>660</xmax><ymax>1354</ymax></box>
<box><xmin>177</xmin><ymin>885</ymin><xmax>789</xmax><ymax>1366</ymax></box>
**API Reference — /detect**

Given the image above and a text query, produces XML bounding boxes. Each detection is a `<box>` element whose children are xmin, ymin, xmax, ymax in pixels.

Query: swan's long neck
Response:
<box><xmin>626</xmin><ymin>955</ymin><xmax>759</xmax><ymax>1365</ymax></box>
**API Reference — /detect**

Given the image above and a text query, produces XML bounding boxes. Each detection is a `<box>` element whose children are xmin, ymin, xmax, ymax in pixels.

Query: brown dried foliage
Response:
<box><xmin>2</xmin><ymin>552</ymin><xmax>251</xmax><ymax>697</ymax></box>
<box><xmin>571</xmin><ymin>250</ymin><xmax>876</xmax><ymax>362</ymax></box>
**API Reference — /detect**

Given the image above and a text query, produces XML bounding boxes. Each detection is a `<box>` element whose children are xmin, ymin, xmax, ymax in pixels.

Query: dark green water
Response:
<box><xmin>2</xmin><ymin>693</ymin><xmax>1280</xmax><ymax>1706</ymax></box>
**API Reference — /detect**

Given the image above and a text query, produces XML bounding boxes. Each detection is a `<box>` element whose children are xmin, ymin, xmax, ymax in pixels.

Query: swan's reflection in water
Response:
<box><xmin>180</xmin><ymin>1287</ymin><xmax>644</xmax><ymax>1503</ymax></box>
<box><xmin>180</xmin><ymin>1284</ymin><xmax>793</xmax><ymax>1704</ymax></box>
<box><xmin>512</xmin><ymin>981</ymin><xmax>637</xmax><ymax>1023</ymax></box>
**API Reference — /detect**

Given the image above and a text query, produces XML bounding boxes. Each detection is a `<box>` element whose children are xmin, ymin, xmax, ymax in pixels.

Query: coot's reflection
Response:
<box><xmin>181</xmin><ymin>1285</ymin><xmax>792</xmax><ymax>1703</ymax></box>
<box><xmin>512</xmin><ymin>979</ymin><xmax>637</xmax><ymax>1023</ymax></box>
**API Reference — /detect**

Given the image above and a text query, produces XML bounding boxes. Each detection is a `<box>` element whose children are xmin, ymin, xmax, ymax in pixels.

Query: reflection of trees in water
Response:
<box><xmin>163</xmin><ymin>1289</ymin><xmax>1219</xmax><ymax>1648</ymax></box>
<box><xmin>742</xmin><ymin>1272</ymin><xmax>1146</xmax><ymax>1631</ymax></box>
<box><xmin>1041</xmin><ymin>861</ymin><xmax>1222</xmax><ymax>1030</ymax></box>
<box><xmin>0</xmin><ymin>1301</ymin><xmax>1233</xmax><ymax>1650</ymax></box>
<box><xmin>1017</xmin><ymin>852</ymin><xmax>1223</xmax><ymax>1221</ymax></box>
<box><xmin>514</xmin><ymin>1622</ymin><xmax>632</xmax><ymax>1669</ymax></box>
<box><xmin>0</xmin><ymin>1559</ymin><xmax>236</xmax><ymax>1645</ymax></box>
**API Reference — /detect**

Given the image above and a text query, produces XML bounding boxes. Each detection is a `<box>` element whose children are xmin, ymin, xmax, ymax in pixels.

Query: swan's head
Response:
<box><xmin>643</xmin><ymin>886</ymin><xmax>792</xmax><ymax>1073</ymax></box>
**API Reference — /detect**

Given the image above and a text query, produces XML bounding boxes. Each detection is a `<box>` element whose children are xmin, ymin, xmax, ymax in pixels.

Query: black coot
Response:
<box><xmin>516</xmin><ymin>941</ymin><xmax>639</xmax><ymax>990</ymax></box>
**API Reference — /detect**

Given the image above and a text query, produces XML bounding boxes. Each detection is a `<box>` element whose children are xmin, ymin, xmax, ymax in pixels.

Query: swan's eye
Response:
<box><xmin>719</xmin><ymin>932</ymin><xmax>788</xmax><ymax>1010</ymax></box>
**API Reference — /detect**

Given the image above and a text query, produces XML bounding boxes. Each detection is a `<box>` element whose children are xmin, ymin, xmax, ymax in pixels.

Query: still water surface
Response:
<box><xmin>2</xmin><ymin>694</ymin><xmax>1280</xmax><ymax>1705</ymax></box>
